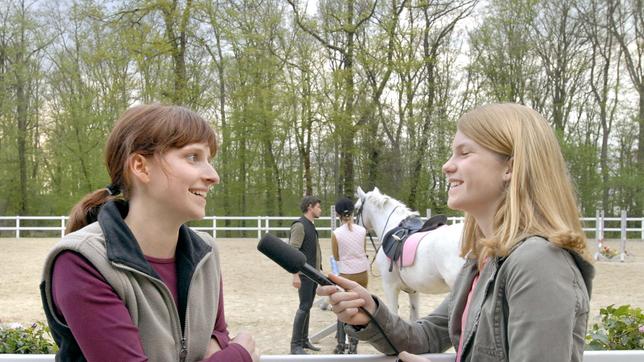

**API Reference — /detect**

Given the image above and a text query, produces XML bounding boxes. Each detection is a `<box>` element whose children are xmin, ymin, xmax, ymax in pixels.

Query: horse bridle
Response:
<box><xmin>355</xmin><ymin>196</ymin><xmax>400</xmax><ymax>256</ymax></box>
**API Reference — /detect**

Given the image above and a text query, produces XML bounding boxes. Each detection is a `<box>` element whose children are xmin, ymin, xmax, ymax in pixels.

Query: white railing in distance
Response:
<box><xmin>1</xmin><ymin>214</ymin><xmax>643</xmax><ymax>240</ymax></box>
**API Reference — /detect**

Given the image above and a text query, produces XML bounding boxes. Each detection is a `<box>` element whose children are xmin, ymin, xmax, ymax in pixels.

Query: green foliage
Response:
<box><xmin>0</xmin><ymin>322</ymin><xmax>58</xmax><ymax>354</ymax></box>
<box><xmin>586</xmin><ymin>305</ymin><xmax>644</xmax><ymax>350</ymax></box>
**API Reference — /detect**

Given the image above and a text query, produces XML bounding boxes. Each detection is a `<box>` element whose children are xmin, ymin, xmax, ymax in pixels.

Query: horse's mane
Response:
<box><xmin>366</xmin><ymin>191</ymin><xmax>419</xmax><ymax>216</ymax></box>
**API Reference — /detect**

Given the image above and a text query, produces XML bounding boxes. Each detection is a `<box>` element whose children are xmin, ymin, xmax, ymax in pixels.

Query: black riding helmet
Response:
<box><xmin>334</xmin><ymin>197</ymin><xmax>354</xmax><ymax>217</ymax></box>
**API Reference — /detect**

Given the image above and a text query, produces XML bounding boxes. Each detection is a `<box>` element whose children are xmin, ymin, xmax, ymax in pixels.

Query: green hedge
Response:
<box><xmin>1</xmin><ymin>305</ymin><xmax>643</xmax><ymax>354</ymax></box>
<box><xmin>0</xmin><ymin>322</ymin><xmax>57</xmax><ymax>354</ymax></box>
<box><xmin>586</xmin><ymin>304</ymin><xmax>644</xmax><ymax>350</ymax></box>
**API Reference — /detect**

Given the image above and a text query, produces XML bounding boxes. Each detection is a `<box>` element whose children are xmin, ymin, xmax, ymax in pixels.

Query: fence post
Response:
<box><xmin>265</xmin><ymin>217</ymin><xmax>269</xmax><ymax>235</ymax></box>
<box><xmin>620</xmin><ymin>210</ymin><xmax>627</xmax><ymax>262</ymax></box>
<box><xmin>330</xmin><ymin>206</ymin><xmax>336</xmax><ymax>231</ymax></box>
<box><xmin>426</xmin><ymin>209</ymin><xmax>432</xmax><ymax>219</ymax></box>
<box><xmin>599</xmin><ymin>210</ymin><xmax>604</xmax><ymax>240</ymax></box>
<box><xmin>641</xmin><ymin>217</ymin><xmax>644</xmax><ymax>240</ymax></box>
<box><xmin>594</xmin><ymin>210</ymin><xmax>600</xmax><ymax>260</ymax></box>
<box><xmin>60</xmin><ymin>216</ymin><xmax>66</xmax><ymax>237</ymax></box>
<box><xmin>212</xmin><ymin>217</ymin><xmax>217</xmax><ymax>239</ymax></box>
<box><xmin>16</xmin><ymin>216</ymin><xmax>20</xmax><ymax>239</ymax></box>
<box><xmin>257</xmin><ymin>217</ymin><xmax>262</xmax><ymax>239</ymax></box>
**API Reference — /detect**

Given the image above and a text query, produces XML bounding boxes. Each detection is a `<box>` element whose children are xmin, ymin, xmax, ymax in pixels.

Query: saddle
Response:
<box><xmin>381</xmin><ymin>214</ymin><xmax>448</xmax><ymax>272</ymax></box>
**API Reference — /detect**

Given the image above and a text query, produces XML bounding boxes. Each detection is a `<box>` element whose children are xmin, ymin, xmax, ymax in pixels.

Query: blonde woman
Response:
<box><xmin>318</xmin><ymin>103</ymin><xmax>594</xmax><ymax>362</ymax></box>
<box><xmin>331</xmin><ymin>197</ymin><xmax>369</xmax><ymax>354</ymax></box>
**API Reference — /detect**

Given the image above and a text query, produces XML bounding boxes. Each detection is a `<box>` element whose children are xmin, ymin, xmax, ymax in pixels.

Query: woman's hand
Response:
<box><xmin>292</xmin><ymin>273</ymin><xmax>301</xmax><ymax>289</ymax></box>
<box><xmin>316</xmin><ymin>273</ymin><xmax>376</xmax><ymax>326</ymax></box>
<box><xmin>231</xmin><ymin>331</ymin><xmax>259</xmax><ymax>362</ymax></box>
<box><xmin>203</xmin><ymin>338</ymin><xmax>221</xmax><ymax>357</ymax></box>
<box><xmin>398</xmin><ymin>351</ymin><xmax>432</xmax><ymax>361</ymax></box>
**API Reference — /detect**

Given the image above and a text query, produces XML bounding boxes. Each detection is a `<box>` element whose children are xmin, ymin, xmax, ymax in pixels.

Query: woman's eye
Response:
<box><xmin>187</xmin><ymin>154</ymin><xmax>198</xmax><ymax>162</ymax></box>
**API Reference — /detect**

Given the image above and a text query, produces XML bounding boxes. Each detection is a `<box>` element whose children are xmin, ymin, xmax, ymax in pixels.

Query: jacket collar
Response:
<box><xmin>98</xmin><ymin>200</ymin><xmax>212</xmax><ymax>278</ymax></box>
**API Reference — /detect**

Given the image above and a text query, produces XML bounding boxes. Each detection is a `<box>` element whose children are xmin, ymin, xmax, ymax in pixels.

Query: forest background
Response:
<box><xmin>0</xmin><ymin>0</ymin><xmax>642</xmax><ymax>219</ymax></box>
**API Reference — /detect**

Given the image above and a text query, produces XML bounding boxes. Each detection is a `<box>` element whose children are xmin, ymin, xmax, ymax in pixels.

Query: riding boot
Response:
<box><xmin>348</xmin><ymin>336</ymin><xmax>359</xmax><ymax>354</ymax></box>
<box><xmin>333</xmin><ymin>320</ymin><xmax>346</xmax><ymax>354</ymax></box>
<box><xmin>302</xmin><ymin>311</ymin><xmax>321</xmax><ymax>351</ymax></box>
<box><xmin>290</xmin><ymin>310</ymin><xmax>308</xmax><ymax>355</ymax></box>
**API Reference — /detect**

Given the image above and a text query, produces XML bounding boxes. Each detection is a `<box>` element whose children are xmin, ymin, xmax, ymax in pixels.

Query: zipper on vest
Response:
<box><xmin>180</xmin><ymin>337</ymin><xmax>188</xmax><ymax>362</ymax></box>
<box><xmin>113</xmin><ymin>263</ymin><xmax>188</xmax><ymax>361</ymax></box>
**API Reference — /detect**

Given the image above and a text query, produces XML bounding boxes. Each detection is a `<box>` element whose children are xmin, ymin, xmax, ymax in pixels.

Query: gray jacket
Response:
<box><xmin>350</xmin><ymin>236</ymin><xmax>594</xmax><ymax>361</ymax></box>
<box><xmin>41</xmin><ymin>201</ymin><xmax>221</xmax><ymax>362</ymax></box>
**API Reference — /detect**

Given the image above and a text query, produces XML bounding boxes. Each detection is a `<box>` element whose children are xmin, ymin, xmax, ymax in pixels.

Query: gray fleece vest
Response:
<box><xmin>41</xmin><ymin>221</ymin><xmax>221</xmax><ymax>362</ymax></box>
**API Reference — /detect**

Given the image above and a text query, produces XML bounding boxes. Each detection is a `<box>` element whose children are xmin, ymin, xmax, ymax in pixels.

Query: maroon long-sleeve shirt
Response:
<box><xmin>52</xmin><ymin>251</ymin><xmax>251</xmax><ymax>362</ymax></box>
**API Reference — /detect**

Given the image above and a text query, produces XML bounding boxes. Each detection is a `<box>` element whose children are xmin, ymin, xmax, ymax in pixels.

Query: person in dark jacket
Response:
<box><xmin>289</xmin><ymin>195</ymin><xmax>323</xmax><ymax>354</ymax></box>
<box><xmin>318</xmin><ymin>103</ymin><xmax>595</xmax><ymax>362</ymax></box>
<box><xmin>40</xmin><ymin>104</ymin><xmax>258</xmax><ymax>362</ymax></box>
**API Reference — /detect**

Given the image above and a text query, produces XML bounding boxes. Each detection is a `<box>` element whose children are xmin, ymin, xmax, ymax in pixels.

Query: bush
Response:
<box><xmin>586</xmin><ymin>304</ymin><xmax>644</xmax><ymax>350</ymax></box>
<box><xmin>0</xmin><ymin>322</ymin><xmax>58</xmax><ymax>354</ymax></box>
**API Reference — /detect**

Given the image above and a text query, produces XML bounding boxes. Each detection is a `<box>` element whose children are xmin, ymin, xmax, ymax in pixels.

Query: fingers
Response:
<box><xmin>328</xmin><ymin>273</ymin><xmax>360</xmax><ymax>290</ymax></box>
<box><xmin>231</xmin><ymin>331</ymin><xmax>256</xmax><ymax>356</ymax></box>
<box><xmin>398</xmin><ymin>351</ymin><xmax>432</xmax><ymax>362</ymax></box>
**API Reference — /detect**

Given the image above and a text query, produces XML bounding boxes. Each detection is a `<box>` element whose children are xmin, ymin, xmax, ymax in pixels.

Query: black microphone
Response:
<box><xmin>257</xmin><ymin>232</ymin><xmax>401</xmax><ymax>357</ymax></box>
<box><xmin>257</xmin><ymin>233</ymin><xmax>334</xmax><ymax>286</ymax></box>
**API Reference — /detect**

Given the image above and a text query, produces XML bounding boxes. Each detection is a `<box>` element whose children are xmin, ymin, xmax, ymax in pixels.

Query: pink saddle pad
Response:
<box><xmin>401</xmin><ymin>231</ymin><xmax>431</xmax><ymax>267</ymax></box>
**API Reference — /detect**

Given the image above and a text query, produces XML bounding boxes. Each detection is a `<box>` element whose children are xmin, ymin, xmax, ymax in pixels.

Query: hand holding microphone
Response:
<box><xmin>257</xmin><ymin>233</ymin><xmax>334</xmax><ymax>286</ymax></box>
<box><xmin>256</xmin><ymin>234</ymin><xmax>377</xmax><ymax>327</ymax></box>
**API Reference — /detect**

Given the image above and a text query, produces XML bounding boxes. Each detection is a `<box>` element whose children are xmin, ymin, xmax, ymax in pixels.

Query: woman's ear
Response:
<box><xmin>502</xmin><ymin>157</ymin><xmax>513</xmax><ymax>182</ymax></box>
<box><xmin>128</xmin><ymin>153</ymin><xmax>151</xmax><ymax>184</ymax></box>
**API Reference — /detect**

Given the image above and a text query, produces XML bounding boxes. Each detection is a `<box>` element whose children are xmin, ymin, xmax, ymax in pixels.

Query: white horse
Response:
<box><xmin>355</xmin><ymin>186</ymin><xmax>464</xmax><ymax>321</ymax></box>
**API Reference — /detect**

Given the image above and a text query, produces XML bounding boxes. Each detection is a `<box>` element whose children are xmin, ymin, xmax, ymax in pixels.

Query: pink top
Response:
<box><xmin>52</xmin><ymin>251</ymin><xmax>250</xmax><ymax>362</ymax></box>
<box><xmin>455</xmin><ymin>272</ymin><xmax>480</xmax><ymax>362</ymax></box>
<box><xmin>333</xmin><ymin>223</ymin><xmax>369</xmax><ymax>274</ymax></box>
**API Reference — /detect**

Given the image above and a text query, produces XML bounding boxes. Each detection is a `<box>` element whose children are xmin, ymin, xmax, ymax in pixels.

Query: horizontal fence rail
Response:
<box><xmin>1</xmin><ymin>351</ymin><xmax>644</xmax><ymax>361</ymax></box>
<box><xmin>0</xmin><ymin>212</ymin><xmax>643</xmax><ymax>240</ymax></box>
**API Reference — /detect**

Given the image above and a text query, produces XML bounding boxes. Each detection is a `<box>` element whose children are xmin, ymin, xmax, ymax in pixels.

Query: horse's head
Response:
<box><xmin>354</xmin><ymin>186</ymin><xmax>388</xmax><ymax>233</ymax></box>
<box><xmin>355</xmin><ymin>186</ymin><xmax>418</xmax><ymax>239</ymax></box>
<box><xmin>354</xmin><ymin>186</ymin><xmax>371</xmax><ymax>230</ymax></box>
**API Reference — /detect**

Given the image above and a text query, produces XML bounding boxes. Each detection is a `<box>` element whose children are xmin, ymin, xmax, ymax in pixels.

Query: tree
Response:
<box><xmin>607</xmin><ymin>0</ymin><xmax>644</xmax><ymax>213</ymax></box>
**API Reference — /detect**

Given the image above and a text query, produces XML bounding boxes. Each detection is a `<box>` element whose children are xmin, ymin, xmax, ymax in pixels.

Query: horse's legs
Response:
<box><xmin>408</xmin><ymin>291</ymin><xmax>420</xmax><ymax>321</ymax></box>
<box><xmin>382</xmin><ymin>278</ymin><xmax>400</xmax><ymax>315</ymax></box>
<box><xmin>376</xmin><ymin>250</ymin><xmax>401</xmax><ymax>314</ymax></box>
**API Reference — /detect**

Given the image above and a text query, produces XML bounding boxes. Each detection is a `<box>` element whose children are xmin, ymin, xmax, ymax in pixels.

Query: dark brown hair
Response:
<box><xmin>66</xmin><ymin>104</ymin><xmax>218</xmax><ymax>234</ymax></box>
<box><xmin>299</xmin><ymin>195</ymin><xmax>321</xmax><ymax>213</ymax></box>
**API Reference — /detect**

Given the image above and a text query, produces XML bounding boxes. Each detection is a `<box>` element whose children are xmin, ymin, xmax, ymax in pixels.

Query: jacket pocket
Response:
<box><xmin>474</xmin><ymin>344</ymin><xmax>506</xmax><ymax>360</ymax></box>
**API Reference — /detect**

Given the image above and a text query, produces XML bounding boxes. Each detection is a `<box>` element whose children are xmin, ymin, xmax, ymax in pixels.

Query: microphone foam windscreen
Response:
<box><xmin>257</xmin><ymin>233</ymin><xmax>306</xmax><ymax>274</ymax></box>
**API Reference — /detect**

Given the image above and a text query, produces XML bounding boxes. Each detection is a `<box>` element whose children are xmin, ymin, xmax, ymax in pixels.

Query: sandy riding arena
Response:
<box><xmin>1</xmin><ymin>237</ymin><xmax>643</xmax><ymax>355</ymax></box>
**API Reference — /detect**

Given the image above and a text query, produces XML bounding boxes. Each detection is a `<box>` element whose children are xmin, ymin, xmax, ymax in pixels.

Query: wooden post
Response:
<box><xmin>594</xmin><ymin>210</ymin><xmax>601</xmax><ymax>260</ymax></box>
<box><xmin>212</xmin><ymin>217</ymin><xmax>217</xmax><ymax>239</ymax></box>
<box><xmin>257</xmin><ymin>216</ymin><xmax>262</xmax><ymax>239</ymax></box>
<box><xmin>331</xmin><ymin>206</ymin><xmax>337</xmax><ymax>231</ymax></box>
<box><xmin>16</xmin><ymin>216</ymin><xmax>20</xmax><ymax>239</ymax></box>
<box><xmin>60</xmin><ymin>216</ymin><xmax>66</xmax><ymax>237</ymax></box>
<box><xmin>426</xmin><ymin>209</ymin><xmax>432</xmax><ymax>219</ymax></box>
<box><xmin>620</xmin><ymin>210</ymin><xmax>627</xmax><ymax>262</ymax></box>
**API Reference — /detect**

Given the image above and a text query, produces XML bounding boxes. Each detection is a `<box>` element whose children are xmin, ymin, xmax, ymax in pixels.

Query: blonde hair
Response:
<box><xmin>339</xmin><ymin>214</ymin><xmax>354</xmax><ymax>231</ymax></box>
<box><xmin>457</xmin><ymin>103</ymin><xmax>592</xmax><ymax>265</ymax></box>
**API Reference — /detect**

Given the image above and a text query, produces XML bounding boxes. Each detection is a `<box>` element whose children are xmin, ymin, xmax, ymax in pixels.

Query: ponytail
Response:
<box><xmin>66</xmin><ymin>188</ymin><xmax>116</xmax><ymax>234</ymax></box>
<box><xmin>340</xmin><ymin>215</ymin><xmax>353</xmax><ymax>232</ymax></box>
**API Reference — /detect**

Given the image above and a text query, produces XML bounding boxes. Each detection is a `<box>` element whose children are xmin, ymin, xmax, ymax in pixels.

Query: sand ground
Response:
<box><xmin>1</xmin><ymin>237</ymin><xmax>642</xmax><ymax>355</ymax></box>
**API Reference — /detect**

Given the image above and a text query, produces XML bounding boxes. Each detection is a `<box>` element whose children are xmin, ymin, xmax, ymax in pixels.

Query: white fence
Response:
<box><xmin>1</xmin><ymin>212</ymin><xmax>643</xmax><ymax>240</ymax></box>
<box><xmin>1</xmin><ymin>351</ymin><xmax>644</xmax><ymax>361</ymax></box>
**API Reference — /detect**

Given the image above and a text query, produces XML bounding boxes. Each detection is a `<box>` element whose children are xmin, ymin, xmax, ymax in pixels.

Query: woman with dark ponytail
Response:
<box><xmin>40</xmin><ymin>104</ymin><xmax>258</xmax><ymax>362</ymax></box>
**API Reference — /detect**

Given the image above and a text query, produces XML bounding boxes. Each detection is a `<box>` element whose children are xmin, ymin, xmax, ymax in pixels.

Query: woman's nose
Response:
<box><xmin>442</xmin><ymin>157</ymin><xmax>455</xmax><ymax>174</ymax></box>
<box><xmin>205</xmin><ymin>164</ymin><xmax>220</xmax><ymax>185</ymax></box>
